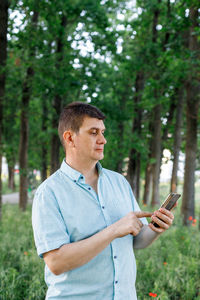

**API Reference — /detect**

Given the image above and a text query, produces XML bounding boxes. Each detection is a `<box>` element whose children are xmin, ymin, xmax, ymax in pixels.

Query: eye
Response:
<box><xmin>91</xmin><ymin>131</ymin><xmax>97</xmax><ymax>135</ymax></box>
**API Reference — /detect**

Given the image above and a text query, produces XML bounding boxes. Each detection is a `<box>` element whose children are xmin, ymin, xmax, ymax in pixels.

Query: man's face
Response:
<box><xmin>73</xmin><ymin>116</ymin><xmax>107</xmax><ymax>162</ymax></box>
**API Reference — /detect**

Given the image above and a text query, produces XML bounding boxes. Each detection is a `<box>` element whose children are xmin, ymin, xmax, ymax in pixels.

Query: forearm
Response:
<box><xmin>133</xmin><ymin>225</ymin><xmax>161</xmax><ymax>249</ymax></box>
<box><xmin>44</xmin><ymin>224</ymin><xmax>117</xmax><ymax>275</ymax></box>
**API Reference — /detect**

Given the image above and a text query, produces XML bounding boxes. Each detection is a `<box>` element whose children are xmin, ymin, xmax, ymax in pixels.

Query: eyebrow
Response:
<box><xmin>89</xmin><ymin>127</ymin><xmax>106</xmax><ymax>131</ymax></box>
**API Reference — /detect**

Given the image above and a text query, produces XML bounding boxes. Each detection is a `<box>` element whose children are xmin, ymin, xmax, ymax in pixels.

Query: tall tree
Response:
<box><xmin>181</xmin><ymin>4</ymin><xmax>200</xmax><ymax>225</ymax></box>
<box><xmin>41</xmin><ymin>97</ymin><xmax>48</xmax><ymax>181</ymax></box>
<box><xmin>50</xmin><ymin>14</ymin><xmax>67</xmax><ymax>174</ymax></box>
<box><xmin>127</xmin><ymin>71</ymin><xmax>144</xmax><ymax>199</ymax></box>
<box><xmin>0</xmin><ymin>0</ymin><xmax>8</xmax><ymax>220</ymax></box>
<box><xmin>150</xmin><ymin>0</ymin><xmax>162</xmax><ymax>206</ymax></box>
<box><xmin>170</xmin><ymin>88</ymin><xmax>184</xmax><ymax>192</ymax></box>
<box><xmin>19</xmin><ymin>8</ymin><xmax>39</xmax><ymax>211</ymax></box>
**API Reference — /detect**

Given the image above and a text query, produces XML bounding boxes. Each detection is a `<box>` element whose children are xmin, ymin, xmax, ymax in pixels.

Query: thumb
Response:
<box><xmin>134</xmin><ymin>211</ymin><xmax>153</xmax><ymax>218</ymax></box>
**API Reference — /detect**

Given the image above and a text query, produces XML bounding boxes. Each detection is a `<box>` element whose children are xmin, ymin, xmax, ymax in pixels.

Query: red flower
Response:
<box><xmin>163</xmin><ymin>262</ymin><xmax>167</xmax><ymax>265</ymax></box>
<box><xmin>188</xmin><ymin>216</ymin><xmax>193</xmax><ymax>221</ymax></box>
<box><xmin>149</xmin><ymin>292</ymin><xmax>157</xmax><ymax>297</ymax></box>
<box><xmin>193</xmin><ymin>219</ymin><xmax>197</xmax><ymax>223</ymax></box>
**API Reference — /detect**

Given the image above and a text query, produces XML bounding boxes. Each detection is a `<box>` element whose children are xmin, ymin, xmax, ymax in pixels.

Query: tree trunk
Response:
<box><xmin>19</xmin><ymin>67</ymin><xmax>33</xmax><ymax>211</ymax></box>
<box><xmin>19</xmin><ymin>10</ymin><xmax>39</xmax><ymax>211</ymax></box>
<box><xmin>151</xmin><ymin>104</ymin><xmax>162</xmax><ymax>206</ymax></box>
<box><xmin>0</xmin><ymin>0</ymin><xmax>8</xmax><ymax>221</ymax></box>
<box><xmin>41</xmin><ymin>147</ymin><xmax>48</xmax><ymax>181</ymax></box>
<box><xmin>182</xmin><ymin>84</ymin><xmax>199</xmax><ymax>224</ymax></box>
<box><xmin>116</xmin><ymin>121</ymin><xmax>124</xmax><ymax>174</ymax></box>
<box><xmin>127</xmin><ymin>71</ymin><xmax>144</xmax><ymax>200</ymax></box>
<box><xmin>50</xmin><ymin>15</ymin><xmax>67</xmax><ymax>174</ymax></box>
<box><xmin>143</xmin><ymin>113</ymin><xmax>154</xmax><ymax>205</ymax></box>
<box><xmin>181</xmin><ymin>6</ymin><xmax>199</xmax><ymax>225</ymax></box>
<box><xmin>170</xmin><ymin>88</ymin><xmax>184</xmax><ymax>192</ymax></box>
<box><xmin>8</xmin><ymin>164</ymin><xmax>15</xmax><ymax>190</ymax></box>
<box><xmin>135</xmin><ymin>153</ymin><xmax>141</xmax><ymax>200</ymax></box>
<box><xmin>143</xmin><ymin>162</ymin><xmax>152</xmax><ymax>205</ymax></box>
<box><xmin>41</xmin><ymin>99</ymin><xmax>48</xmax><ymax>182</ymax></box>
<box><xmin>116</xmin><ymin>83</ymin><xmax>131</xmax><ymax>174</ymax></box>
<box><xmin>50</xmin><ymin>96</ymin><xmax>63</xmax><ymax>174</ymax></box>
<box><xmin>150</xmin><ymin>0</ymin><xmax>162</xmax><ymax>206</ymax></box>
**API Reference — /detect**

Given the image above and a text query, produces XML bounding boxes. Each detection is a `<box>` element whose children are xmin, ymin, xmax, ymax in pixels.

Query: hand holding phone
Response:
<box><xmin>151</xmin><ymin>193</ymin><xmax>181</xmax><ymax>228</ymax></box>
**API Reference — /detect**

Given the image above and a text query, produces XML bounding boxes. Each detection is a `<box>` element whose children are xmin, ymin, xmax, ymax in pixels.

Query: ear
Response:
<box><xmin>63</xmin><ymin>130</ymin><xmax>75</xmax><ymax>147</ymax></box>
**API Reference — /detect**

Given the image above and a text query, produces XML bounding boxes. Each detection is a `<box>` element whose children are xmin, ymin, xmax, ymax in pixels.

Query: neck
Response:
<box><xmin>65</xmin><ymin>155</ymin><xmax>98</xmax><ymax>179</ymax></box>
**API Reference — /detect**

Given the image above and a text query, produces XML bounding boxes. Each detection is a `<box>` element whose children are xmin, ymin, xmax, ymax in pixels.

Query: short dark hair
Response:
<box><xmin>58</xmin><ymin>102</ymin><xmax>106</xmax><ymax>146</ymax></box>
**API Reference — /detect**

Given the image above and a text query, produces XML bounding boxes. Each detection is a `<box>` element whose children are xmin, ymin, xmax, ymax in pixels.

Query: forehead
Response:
<box><xmin>80</xmin><ymin>116</ymin><xmax>105</xmax><ymax>131</ymax></box>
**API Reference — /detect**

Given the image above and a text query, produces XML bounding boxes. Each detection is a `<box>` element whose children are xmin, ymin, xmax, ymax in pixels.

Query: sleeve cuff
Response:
<box><xmin>37</xmin><ymin>238</ymin><xmax>69</xmax><ymax>258</ymax></box>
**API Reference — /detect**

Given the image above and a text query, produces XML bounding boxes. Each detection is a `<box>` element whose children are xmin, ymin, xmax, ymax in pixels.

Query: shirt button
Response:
<box><xmin>74</xmin><ymin>180</ymin><xmax>76</xmax><ymax>183</ymax></box>
<box><xmin>114</xmin><ymin>256</ymin><xmax>117</xmax><ymax>259</ymax></box>
<box><xmin>102</xmin><ymin>206</ymin><xmax>105</xmax><ymax>209</ymax></box>
<box><xmin>115</xmin><ymin>281</ymin><xmax>118</xmax><ymax>284</ymax></box>
<box><xmin>80</xmin><ymin>176</ymin><xmax>83</xmax><ymax>179</ymax></box>
<box><xmin>88</xmin><ymin>187</ymin><xmax>91</xmax><ymax>190</ymax></box>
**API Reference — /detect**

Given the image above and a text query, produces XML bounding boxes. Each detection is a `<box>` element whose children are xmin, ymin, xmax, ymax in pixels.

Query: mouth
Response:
<box><xmin>95</xmin><ymin>149</ymin><xmax>104</xmax><ymax>152</ymax></box>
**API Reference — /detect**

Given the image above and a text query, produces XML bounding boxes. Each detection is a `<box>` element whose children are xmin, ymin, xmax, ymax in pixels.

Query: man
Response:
<box><xmin>32</xmin><ymin>102</ymin><xmax>174</xmax><ymax>300</ymax></box>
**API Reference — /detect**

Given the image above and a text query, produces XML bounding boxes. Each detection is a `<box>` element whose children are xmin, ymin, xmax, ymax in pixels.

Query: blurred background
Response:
<box><xmin>0</xmin><ymin>0</ymin><xmax>199</xmax><ymax>299</ymax></box>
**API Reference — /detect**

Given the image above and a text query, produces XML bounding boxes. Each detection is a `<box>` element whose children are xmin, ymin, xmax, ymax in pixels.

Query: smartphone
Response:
<box><xmin>151</xmin><ymin>193</ymin><xmax>181</xmax><ymax>228</ymax></box>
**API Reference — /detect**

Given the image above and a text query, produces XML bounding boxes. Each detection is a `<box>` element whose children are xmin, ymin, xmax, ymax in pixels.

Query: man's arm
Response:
<box><xmin>133</xmin><ymin>207</ymin><xmax>174</xmax><ymax>249</ymax></box>
<box><xmin>43</xmin><ymin>211</ymin><xmax>152</xmax><ymax>275</ymax></box>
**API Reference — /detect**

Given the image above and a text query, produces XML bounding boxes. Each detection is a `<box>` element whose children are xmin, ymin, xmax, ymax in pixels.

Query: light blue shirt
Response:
<box><xmin>32</xmin><ymin>160</ymin><xmax>148</xmax><ymax>300</ymax></box>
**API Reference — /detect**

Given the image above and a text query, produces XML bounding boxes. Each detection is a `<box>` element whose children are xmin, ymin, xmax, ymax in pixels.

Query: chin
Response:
<box><xmin>97</xmin><ymin>154</ymin><xmax>104</xmax><ymax>160</ymax></box>
<box><xmin>93</xmin><ymin>153</ymin><xmax>104</xmax><ymax>161</ymax></box>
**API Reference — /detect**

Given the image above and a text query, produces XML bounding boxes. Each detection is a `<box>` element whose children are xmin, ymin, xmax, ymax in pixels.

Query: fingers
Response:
<box><xmin>127</xmin><ymin>212</ymin><xmax>144</xmax><ymax>236</ymax></box>
<box><xmin>134</xmin><ymin>211</ymin><xmax>153</xmax><ymax>218</ymax></box>
<box><xmin>133</xmin><ymin>222</ymin><xmax>143</xmax><ymax>235</ymax></box>
<box><xmin>150</xmin><ymin>208</ymin><xmax>174</xmax><ymax>231</ymax></box>
<box><xmin>151</xmin><ymin>216</ymin><xmax>170</xmax><ymax>230</ymax></box>
<box><xmin>132</xmin><ymin>212</ymin><xmax>144</xmax><ymax>230</ymax></box>
<box><xmin>148</xmin><ymin>222</ymin><xmax>165</xmax><ymax>233</ymax></box>
<box><xmin>159</xmin><ymin>207</ymin><xmax>174</xmax><ymax>220</ymax></box>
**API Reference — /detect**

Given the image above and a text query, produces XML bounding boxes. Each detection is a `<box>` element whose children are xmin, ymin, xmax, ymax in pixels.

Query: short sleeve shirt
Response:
<box><xmin>32</xmin><ymin>160</ymin><xmax>148</xmax><ymax>300</ymax></box>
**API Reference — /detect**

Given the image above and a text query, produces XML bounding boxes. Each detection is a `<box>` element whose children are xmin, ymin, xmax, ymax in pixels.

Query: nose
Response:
<box><xmin>98</xmin><ymin>133</ymin><xmax>107</xmax><ymax>144</ymax></box>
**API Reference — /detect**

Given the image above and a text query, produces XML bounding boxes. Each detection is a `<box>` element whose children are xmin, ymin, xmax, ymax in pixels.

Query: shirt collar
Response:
<box><xmin>60</xmin><ymin>159</ymin><xmax>103</xmax><ymax>182</ymax></box>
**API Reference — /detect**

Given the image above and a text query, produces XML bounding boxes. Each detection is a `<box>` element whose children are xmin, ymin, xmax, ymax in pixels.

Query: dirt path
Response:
<box><xmin>2</xmin><ymin>192</ymin><xmax>33</xmax><ymax>204</ymax></box>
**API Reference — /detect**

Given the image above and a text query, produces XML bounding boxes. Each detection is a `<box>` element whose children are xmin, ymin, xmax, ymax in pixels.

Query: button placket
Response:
<box><xmin>112</xmin><ymin>240</ymin><xmax>120</xmax><ymax>293</ymax></box>
<box><xmin>97</xmin><ymin>179</ymin><xmax>111</xmax><ymax>227</ymax></box>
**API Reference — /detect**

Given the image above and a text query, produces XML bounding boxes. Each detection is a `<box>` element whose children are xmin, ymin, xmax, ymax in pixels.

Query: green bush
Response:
<box><xmin>0</xmin><ymin>204</ymin><xmax>199</xmax><ymax>300</ymax></box>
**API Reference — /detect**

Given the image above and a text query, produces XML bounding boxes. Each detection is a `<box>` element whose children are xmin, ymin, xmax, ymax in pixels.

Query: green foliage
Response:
<box><xmin>135</xmin><ymin>206</ymin><xmax>200</xmax><ymax>300</ymax></box>
<box><xmin>1</xmin><ymin>0</ymin><xmax>200</xmax><ymax>220</ymax></box>
<box><xmin>0</xmin><ymin>203</ymin><xmax>199</xmax><ymax>299</ymax></box>
<box><xmin>4</xmin><ymin>0</ymin><xmax>199</xmax><ymax>176</ymax></box>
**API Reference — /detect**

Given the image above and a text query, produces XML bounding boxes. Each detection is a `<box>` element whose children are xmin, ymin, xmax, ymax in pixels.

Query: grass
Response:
<box><xmin>135</xmin><ymin>204</ymin><xmax>200</xmax><ymax>300</ymax></box>
<box><xmin>0</xmin><ymin>204</ymin><xmax>46</xmax><ymax>300</ymax></box>
<box><xmin>1</xmin><ymin>175</ymin><xmax>20</xmax><ymax>195</ymax></box>
<box><xmin>0</xmin><ymin>197</ymin><xmax>199</xmax><ymax>300</ymax></box>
